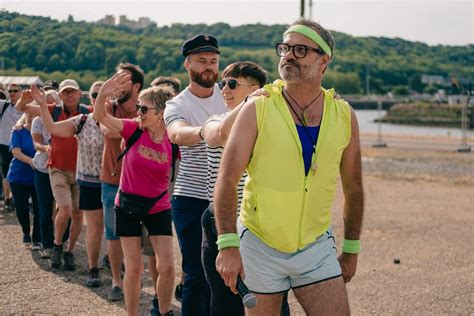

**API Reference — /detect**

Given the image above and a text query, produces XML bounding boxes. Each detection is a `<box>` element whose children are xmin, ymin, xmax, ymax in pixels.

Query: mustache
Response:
<box><xmin>281</xmin><ymin>60</ymin><xmax>300</xmax><ymax>68</ymax></box>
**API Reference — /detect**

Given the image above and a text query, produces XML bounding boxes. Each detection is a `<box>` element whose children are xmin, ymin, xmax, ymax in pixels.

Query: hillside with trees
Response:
<box><xmin>1</xmin><ymin>11</ymin><xmax>473</xmax><ymax>94</ymax></box>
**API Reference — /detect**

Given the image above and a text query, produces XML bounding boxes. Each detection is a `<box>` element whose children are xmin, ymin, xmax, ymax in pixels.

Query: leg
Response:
<box><xmin>9</xmin><ymin>182</ymin><xmax>31</xmax><ymax>240</ymax></box>
<box><xmin>54</xmin><ymin>204</ymin><xmax>73</xmax><ymax>246</ymax></box>
<box><xmin>149</xmin><ymin>235</ymin><xmax>175</xmax><ymax>314</ymax></box>
<box><xmin>246</xmin><ymin>293</ymin><xmax>284</xmax><ymax>316</ymax></box>
<box><xmin>1</xmin><ymin>147</ymin><xmax>13</xmax><ymax>207</ymax></box>
<box><xmin>84</xmin><ymin>209</ymin><xmax>104</xmax><ymax>269</ymax></box>
<box><xmin>29</xmin><ymin>185</ymin><xmax>41</xmax><ymax>243</ymax></box>
<box><xmin>66</xmin><ymin>182</ymin><xmax>82</xmax><ymax>252</ymax></box>
<box><xmin>102</xmin><ymin>183</ymin><xmax>123</xmax><ymax>290</ymax></box>
<box><xmin>121</xmin><ymin>237</ymin><xmax>143</xmax><ymax>316</ymax></box>
<box><xmin>35</xmin><ymin>171</ymin><xmax>54</xmax><ymax>249</ymax></box>
<box><xmin>147</xmin><ymin>255</ymin><xmax>158</xmax><ymax>291</ymax></box>
<box><xmin>293</xmin><ymin>276</ymin><xmax>349</xmax><ymax>316</ymax></box>
<box><xmin>201</xmin><ymin>208</ymin><xmax>244</xmax><ymax>316</ymax></box>
<box><xmin>172</xmin><ymin>196</ymin><xmax>210</xmax><ymax>316</ymax></box>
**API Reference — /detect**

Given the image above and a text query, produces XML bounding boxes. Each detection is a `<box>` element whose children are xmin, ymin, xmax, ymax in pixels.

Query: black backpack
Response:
<box><xmin>0</xmin><ymin>101</ymin><xmax>11</xmax><ymax>120</ymax></box>
<box><xmin>116</xmin><ymin>126</ymin><xmax>180</xmax><ymax>182</ymax></box>
<box><xmin>51</xmin><ymin>104</ymin><xmax>89</xmax><ymax>122</ymax></box>
<box><xmin>75</xmin><ymin>114</ymin><xmax>89</xmax><ymax>135</ymax></box>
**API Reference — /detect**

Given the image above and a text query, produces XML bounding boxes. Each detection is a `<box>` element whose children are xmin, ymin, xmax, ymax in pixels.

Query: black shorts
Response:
<box><xmin>79</xmin><ymin>185</ymin><xmax>103</xmax><ymax>210</ymax></box>
<box><xmin>0</xmin><ymin>144</ymin><xmax>13</xmax><ymax>178</ymax></box>
<box><xmin>115</xmin><ymin>208</ymin><xmax>172</xmax><ymax>237</ymax></box>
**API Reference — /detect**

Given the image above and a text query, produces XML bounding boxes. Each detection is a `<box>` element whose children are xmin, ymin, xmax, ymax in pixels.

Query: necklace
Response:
<box><xmin>282</xmin><ymin>91</ymin><xmax>320</xmax><ymax>174</ymax></box>
<box><xmin>284</xmin><ymin>88</ymin><xmax>323</xmax><ymax>126</ymax></box>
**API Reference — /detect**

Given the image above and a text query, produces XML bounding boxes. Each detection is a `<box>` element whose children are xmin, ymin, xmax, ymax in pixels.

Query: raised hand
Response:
<box><xmin>30</xmin><ymin>85</ymin><xmax>47</xmax><ymax>105</ymax></box>
<box><xmin>17</xmin><ymin>89</ymin><xmax>34</xmax><ymax>106</ymax></box>
<box><xmin>99</xmin><ymin>71</ymin><xmax>132</xmax><ymax>98</ymax></box>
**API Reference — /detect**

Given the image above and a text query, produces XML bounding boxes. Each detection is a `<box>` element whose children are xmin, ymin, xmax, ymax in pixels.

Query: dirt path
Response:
<box><xmin>0</xmin><ymin>144</ymin><xmax>473</xmax><ymax>315</ymax></box>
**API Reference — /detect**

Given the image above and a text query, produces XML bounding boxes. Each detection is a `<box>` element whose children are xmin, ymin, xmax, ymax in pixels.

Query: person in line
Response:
<box><xmin>7</xmin><ymin>112</ymin><xmax>40</xmax><ymax>249</ymax></box>
<box><xmin>144</xmin><ymin>76</ymin><xmax>182</xmax><ymax>315</ymax></box>
<box><xmin>0</xmin><ymin>83</ymin><xmax>24</xmax><ymax>212</ymax></box>
<box><xmin>214</xmin><ymin>18</ymin><xmax>365</xmax><ymax>315</ymax></box>
<box><xmin>30</xmin><ymin>81</ymin><xmax>105</xmax><ymax>287</ymax></box>
<box><xmin>200</xmin><ymin>61</ymin><xmax>270</xmax><ymax>315</ymax></box>
<box><xmin>89</xmin><ymin>81</ymin><xmax>104</xmax><ymax>106</ymax></box>
<box><xmin>164</xmin><ymin>34</ymin><xmax>227</xmax><ymax>316</ymax></box>
<box><xmin>94</xmin><ymin>72</ymin><xmax>175</xmax><ymax>316</ymax></box>
<box><xmin>100</xmin><ymin>63</ymin><xmax>144</xmax><ymax>301</ymax></box>
<box><xmin>15</xmin><ymin>79</ymin><xmax>90</xmax><ymax>271</ymax></box>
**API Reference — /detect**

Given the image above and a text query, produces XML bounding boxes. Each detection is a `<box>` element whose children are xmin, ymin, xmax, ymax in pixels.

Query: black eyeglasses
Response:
<box><xmin>275</xmin><ymin>43</ymin><xmax>325</xmax><ymax>58</ymax></box>
<box><xmin>136</xmin><ymin>104</ymin><xmax>158</xmax><ymax>114</ymax></box>
<box><xmin>8</xmin><ymin>90</ymin><xmax>19</xmax><ymax>93</ymax></box>
<box><xmin>90</xmin><ymin>92</ymin><xmax>98</xmax><ymax>99</ymax></box>
<box><xmin>218</xmin><ymin>79</ymin><xmax>253</xmax><ymax>90</ymax></box>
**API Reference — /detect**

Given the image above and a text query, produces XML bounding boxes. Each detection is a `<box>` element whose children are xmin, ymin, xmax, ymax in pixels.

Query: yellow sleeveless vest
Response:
<box><xmin>240</xmin><ymin>80</ymin><xmax>352</xmax><ymax>253</ymax></box>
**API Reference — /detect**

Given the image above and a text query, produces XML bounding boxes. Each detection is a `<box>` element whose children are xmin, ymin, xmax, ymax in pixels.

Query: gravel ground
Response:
<box><xmin>0</xmin><ymin>141</ymin><xmax>473</xmax><ymax>315</ymax></box>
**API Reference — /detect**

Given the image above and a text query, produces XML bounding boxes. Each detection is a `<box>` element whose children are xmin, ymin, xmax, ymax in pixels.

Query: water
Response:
<box><xmin>355</xmin><ymin>110</ymin><xmax>474</xmax><ymax>138</ymax></box>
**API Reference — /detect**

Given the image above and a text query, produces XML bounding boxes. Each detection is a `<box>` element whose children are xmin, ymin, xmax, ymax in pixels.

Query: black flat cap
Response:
<box><xmin>181</xmin><ymin>34</ymin><xmax>220</xmax><ymax>57</ymax></box>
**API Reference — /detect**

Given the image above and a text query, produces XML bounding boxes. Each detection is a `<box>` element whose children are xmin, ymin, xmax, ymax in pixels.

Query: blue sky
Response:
<box><xmin>2</xmin><ymin>0</ymin><xmax>473</xmax><ymax>46</ymax></box>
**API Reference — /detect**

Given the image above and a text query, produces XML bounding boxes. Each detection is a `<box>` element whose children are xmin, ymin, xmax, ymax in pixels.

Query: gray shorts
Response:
<box><xmin>238</xmin><ymin>219</ymin><xmax>342</xmax><ymax>294</ymax></box>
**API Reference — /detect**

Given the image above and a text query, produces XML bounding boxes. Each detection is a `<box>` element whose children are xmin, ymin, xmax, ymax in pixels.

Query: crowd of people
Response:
<box><xmin>1</xmin><ymin>17</ymin><xmax>364</xmax><ymax>316</ymax></box>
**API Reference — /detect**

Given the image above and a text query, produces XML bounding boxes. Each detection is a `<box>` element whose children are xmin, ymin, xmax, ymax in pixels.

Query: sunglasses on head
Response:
<box><xmin>8</xmin><ymin>90</ymin><xmax>19</xmax><ymax>93</ymax></box>
<box><xmin>136</xmin><ymin>104</ymin><xmax>158</xmax><ymax>114</ymax></box>
<box><xmin>218</xmin><ymin>79</ymin><xmax>253</xmax><ymax>90</ymax></box>
<box><xmin>90</xmin><ymin>92</ymin><xmax>99</xmax><ymax>99</ymax></box>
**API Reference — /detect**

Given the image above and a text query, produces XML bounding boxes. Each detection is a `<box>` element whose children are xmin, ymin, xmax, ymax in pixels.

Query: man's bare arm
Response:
<box><xmin>340</xmin><ymin>109</ymin><xmax>364</xmax><ymax>240</ymax></box>
<box><xmin>166</xmin><ymin>120</ymin><xmax>202</xmax><ymax>146</ymax></box>
<box><xmin>338</xmin><ymin>108</ymin><xmax>364</xmax><ymax>283</ymax></box>
<box><xmin>214</xmin><ymin>102</ymin><xmax>257</xmax><ymax>234</ymax></box>
<box><xmin>214</xmin><ymin>101</ymin><xmax>258</xmax><ymax>294</ymax></box>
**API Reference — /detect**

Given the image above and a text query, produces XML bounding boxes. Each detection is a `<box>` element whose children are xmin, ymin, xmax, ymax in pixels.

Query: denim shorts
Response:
<box><xmin>237</xmin><ymin>219</ymin><xmax>342</xmax><ymax>294</ymax></box>
<box><xmin>102</xmin><ymin>182</ymin><xmax>119</xmax><ymax>240</ymax></box>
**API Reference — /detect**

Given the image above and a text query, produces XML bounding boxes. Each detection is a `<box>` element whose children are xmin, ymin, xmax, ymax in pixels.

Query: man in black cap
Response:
<box><xmin>42</xmin><ymin>80</ymin><xmax>59</xmax><ymax>92</ymax></box>
<box><xmin>164</xmin><ymin>34</ymin><xmax>227</xmax><ymax>316</ymax></box>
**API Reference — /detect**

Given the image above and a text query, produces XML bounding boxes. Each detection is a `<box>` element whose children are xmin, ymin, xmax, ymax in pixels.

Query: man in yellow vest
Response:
<box><xmin>214</xmin><ymin>18</ymin><xmax>364</xmax><ymax>315</ymax></box>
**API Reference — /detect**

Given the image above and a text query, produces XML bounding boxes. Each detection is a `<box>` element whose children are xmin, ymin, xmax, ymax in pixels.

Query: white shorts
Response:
<box><xmin>238</xmin><ymin>219</ymin><xmax>342</xmax><ymax>294</ymax></box>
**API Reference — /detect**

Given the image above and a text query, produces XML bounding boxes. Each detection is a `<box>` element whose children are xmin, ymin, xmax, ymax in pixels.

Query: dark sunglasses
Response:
<box><xmin>8</xmin><ymin>90</ymin><xmax>20</xmax><ymax>93</ymax></box>
<box><xmin>90</xmin><ymin>92</ymin><xmax>99</xmax><ymax>99</ymax></box>
<box><xmin>136</xmin><ymin>104</ymin><xmax>158</xmax><ymax>114</ymax></box>
<box><xmin>218</xmin><ymin>79</ymin><xmax>253</xmax><ymax>90</ymax></box>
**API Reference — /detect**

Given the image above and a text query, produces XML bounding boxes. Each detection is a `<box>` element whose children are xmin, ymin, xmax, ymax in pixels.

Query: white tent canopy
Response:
<box><xmin>0</xmin><ymin>76</ymin><xmax>44</xmax><ymax>88</ymax></box>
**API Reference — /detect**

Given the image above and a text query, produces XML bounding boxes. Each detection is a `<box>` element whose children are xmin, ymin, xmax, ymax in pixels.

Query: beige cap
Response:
<box><xmin>59</xmin><ymin>79</ymin><xmax>80</xmax><ymax>92</ymax></box>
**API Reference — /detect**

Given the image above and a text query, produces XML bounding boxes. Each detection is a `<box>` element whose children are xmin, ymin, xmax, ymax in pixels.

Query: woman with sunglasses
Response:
<box><xmin>28</xmin><ymin>84</ymin><xmax>105</xmax><ymax>286</ymax></box>
<box><xmin>93</xmin><ymin>71</ymin><xmax>175</xmax><ymax>316</ymax></box>
<box><xmin>89</xmin><ymin>81</ymin><xmax>104</xmax><ymax>107</ymax></box>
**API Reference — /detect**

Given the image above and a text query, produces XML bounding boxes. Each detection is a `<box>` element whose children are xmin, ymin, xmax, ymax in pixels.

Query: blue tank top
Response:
<box><xmin>295</xmin><ymin>124</ymin><xmax>320</xmax><ymax>175</ymax></box>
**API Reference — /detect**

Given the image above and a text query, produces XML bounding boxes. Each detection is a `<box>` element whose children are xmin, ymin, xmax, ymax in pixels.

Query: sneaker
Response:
<box><xmin>63</xmin><ymin>251</ymin><xmax>76</xmax><ymax>271</ymax></box>
<box><xmin>150</xmin><ymin>295</ymin><xmax>159</xmax><ymax>316</ymax></box>
<box><xmin>108</xmin><ymin>286</ymin><xmax>123</xmax><ymax>301</ymax></box>
<box><xmin>40</xmin><ymin>248</ymin><xmax>52</xmax><ymax>259</ymax></box>
<box><xmin>86</xmin><ymin>267</ymin><xmax>101</xmax><ymax>288</ymax></box>
<box><xmin>32</xmin><ymin>242</ymin><xmax>42</xmax><ymax>251</ymax></box>
<box><xmin>174</xmin><ymin>283</ymin><xmax>183</xmax><ymax>302</ymax></box>
<box><xmin>51</xmin><ymin>244</ymin><xmax>62</xmax><ymax>269</ymax></box>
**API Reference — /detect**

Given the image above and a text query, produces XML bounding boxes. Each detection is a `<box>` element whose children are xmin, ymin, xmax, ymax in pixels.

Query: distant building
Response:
<box><xmin>97</xmin><ymin>15</ymin><xmax>116</xmax><ymax>26</ymax></box>
<box><xmin>421</xmin><ymin>74</ymin><xmax>450</xmax><ymax>87</ymax></box>
<box><xmin>97</xmin><ymin>15</ymin><xmax>153</xmax><ymax>29</ymax></box>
